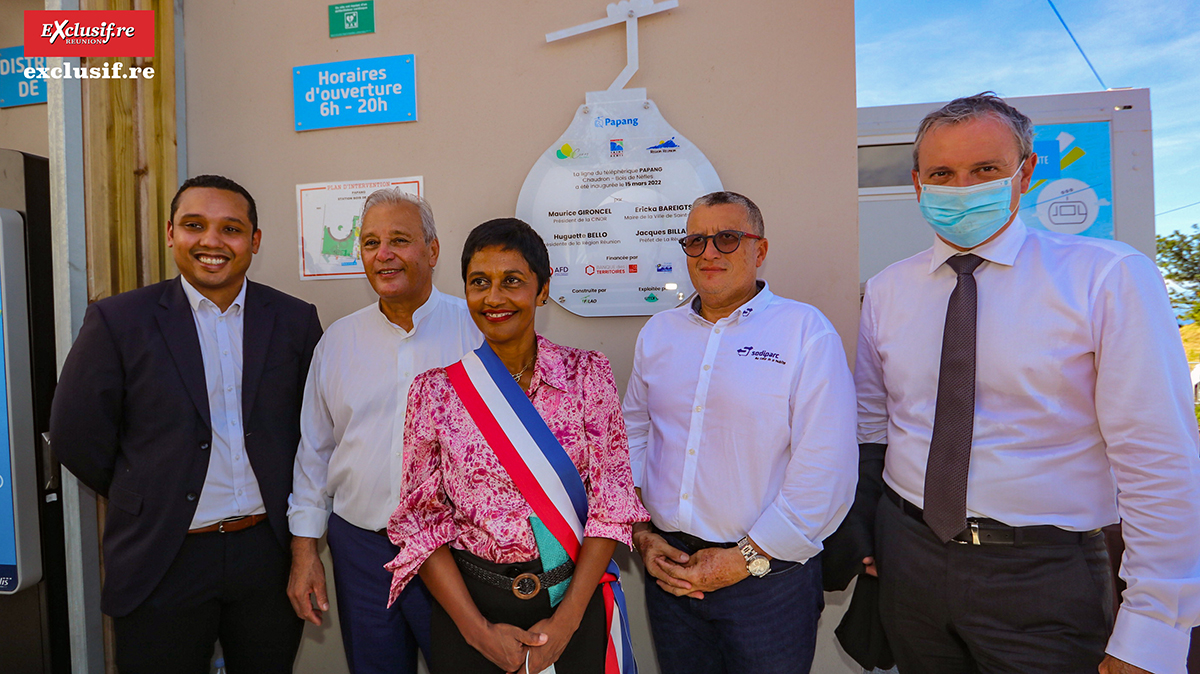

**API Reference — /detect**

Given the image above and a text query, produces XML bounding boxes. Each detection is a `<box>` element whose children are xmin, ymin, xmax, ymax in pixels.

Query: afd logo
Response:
<box><xmin>594</xmin><ymin>116</ymin><xmax>639</xmax><ymax>128</ymax></box>
<box><xmin>552</xmin><ymin>266</ymin><xmax>569</xmax><ymax>277</ymax></box>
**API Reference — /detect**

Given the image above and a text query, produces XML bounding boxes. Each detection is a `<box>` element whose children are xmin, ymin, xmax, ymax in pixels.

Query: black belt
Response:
<box><xmin>652</xmin><ymin>525</ymin><xmax>736</xmax><ymax>552</ymax></box>
<box><xmin>455</xmin><ymin>553</ymin><xmax>574</xmax><ymax>600</ymax></box>
<box><xmin>884</xmin><ymin>485</ymin><xmax>1101</xmax><ymax>546</ymax></box>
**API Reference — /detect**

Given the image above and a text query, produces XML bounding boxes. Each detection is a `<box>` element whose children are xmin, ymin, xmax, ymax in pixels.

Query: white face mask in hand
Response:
<box><xmin>525</xmin><ymin>647</ymin><xmax>556</xmax><ymax>671</ymax></box>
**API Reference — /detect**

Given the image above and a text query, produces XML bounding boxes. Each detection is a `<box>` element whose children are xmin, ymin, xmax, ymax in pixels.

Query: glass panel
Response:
<box><xmin>858</xmin><ymin>144</ymin><xmax>914</xmax><ymax>188</ymax></box>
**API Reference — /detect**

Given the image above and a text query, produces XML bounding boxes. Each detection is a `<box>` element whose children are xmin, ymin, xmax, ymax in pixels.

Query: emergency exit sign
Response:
<box><xmin>329</xmin><ymin>1</ymin><xmax>375</xmax><ymax>38</ymax></box>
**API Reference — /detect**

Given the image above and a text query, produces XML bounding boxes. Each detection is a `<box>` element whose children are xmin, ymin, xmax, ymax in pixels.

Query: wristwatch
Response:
<box><xmin>737</xmin><ymin>536</ymin><xmax>770</xmax><ymax>577</ymax></box>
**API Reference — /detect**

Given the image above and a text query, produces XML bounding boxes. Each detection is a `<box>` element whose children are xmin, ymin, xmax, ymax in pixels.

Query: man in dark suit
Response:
<box><xmin>50</xmin><ymin>174</ymin><xmax>322</xmax><ymax>673</ymax></box>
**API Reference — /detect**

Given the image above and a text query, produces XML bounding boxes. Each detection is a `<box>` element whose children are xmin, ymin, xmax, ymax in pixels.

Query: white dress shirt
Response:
<box><xmin>288</xmin><ymin>287</ymin><xmax>482</xmax><ymax>536</ymax></box>
<box><xmin>179</xmin><ymin>276</ymin><xmax>266</xmax><ymax>529</ymax></box>
<box><xmin>856</xmin><ymin>217</ymin><xmax>1200</xmax><ymax>671</ymax></box>
<box><xmin>623</xmin><ymin>281</ymin><xmax>858</xmax><ymax>563</ymax></box>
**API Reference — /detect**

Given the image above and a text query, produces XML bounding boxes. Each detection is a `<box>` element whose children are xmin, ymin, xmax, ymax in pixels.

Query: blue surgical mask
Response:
<box><xmin>918</xmin><ymin>166</ymin><xmax>1022</xmax><ymax>249</ymax></box>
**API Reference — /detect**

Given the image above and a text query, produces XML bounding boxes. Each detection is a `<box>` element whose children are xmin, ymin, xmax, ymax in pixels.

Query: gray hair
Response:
<box><xmin>912</xmin><ymin>92</ymin><xmax>1033</xmax><ymax>171</ymax></box>
<box><xmin>360</xmin><ymin>188</ymin><xmax>437</xmax><ymax>242</ymax></box>
<box><xmin>691</xmin><ymin>191</ymin><xmax>765</xmax><ymax>236</ymax></box>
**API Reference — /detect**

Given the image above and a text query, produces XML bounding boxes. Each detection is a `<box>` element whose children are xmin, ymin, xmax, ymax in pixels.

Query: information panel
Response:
<box><xmin>1020</xmin><ymin>121</ymin><xmax>1113</xmax><ymax>239</ymax></box>
<box><xmin>517</xmin><ymin>89</ymin><xmax>722</xmax><ymax>317</ymax></box>
<box><xmin>293</xmin><ymin>54</ymin><xmax>416</xmax><ymax>132</ymax></box>
<box><xmin>0</xmin><ymin>45</ymin><xmax>47</xmax><ymax>109</ymax></box>
<box><xmin>296</xmin><ymin>176</ymin><xmax>422</xmax><ymax>280</ymax></box>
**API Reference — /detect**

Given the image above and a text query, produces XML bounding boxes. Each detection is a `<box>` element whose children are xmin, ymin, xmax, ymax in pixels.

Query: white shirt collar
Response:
<box><xmin>688</xmin><ymin>280</ymin><xmax>773</xmax><ymax>326</ymax></box>
<box><xmin>928</xmin><ymin>216</ymin><xmax>1028</xmax><ymax>274</ymax></box>
<box><xmin>376</xmin><ymin>285</ymin><xmax>443</xmax><ymax>332</ymax></box>
<box><xmin>179</xmin><ymin>274</ymin><xmax>247</xmax><ymax>314</ymax></box>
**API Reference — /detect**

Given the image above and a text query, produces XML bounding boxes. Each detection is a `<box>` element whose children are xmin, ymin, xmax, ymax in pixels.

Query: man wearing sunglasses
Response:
<box><xmin>845</xmin><ymin>93</ymin><xmax>1200</xmax><ymax>674</ymax></box>
<box><xmin>622</xmin><ymin>191</ymin><xmax>858</xmax><ymax>673</ymax></box>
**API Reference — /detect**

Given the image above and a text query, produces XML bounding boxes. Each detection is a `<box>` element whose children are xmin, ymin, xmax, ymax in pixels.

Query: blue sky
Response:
<box><xmin>856</xmin><ymin>0</ymin><xmax>1200</xmax><ymax>236</ymax></box>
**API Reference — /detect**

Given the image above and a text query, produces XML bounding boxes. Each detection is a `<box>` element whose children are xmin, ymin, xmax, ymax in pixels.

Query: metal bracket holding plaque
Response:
<box><xmin>516</xmin><ymin>0</ymin><xmax>723</xmax><ymax>317</ymax></box>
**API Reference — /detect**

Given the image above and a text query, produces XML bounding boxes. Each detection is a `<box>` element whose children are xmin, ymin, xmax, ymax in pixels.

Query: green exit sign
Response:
<box><xmin>329</xmin><ymin>1</ymin><xmax>375</xmax><ymax>38</ymax></box>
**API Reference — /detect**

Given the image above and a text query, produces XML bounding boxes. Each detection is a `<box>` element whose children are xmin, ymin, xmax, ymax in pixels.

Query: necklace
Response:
<box><xmin>509</xmin><ymin>349</ymin><xmax>536</xmax><ymax>382</ymax></box>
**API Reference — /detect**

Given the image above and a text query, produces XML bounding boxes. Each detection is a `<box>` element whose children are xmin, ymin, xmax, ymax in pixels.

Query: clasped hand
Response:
<box><xmin>469</xmin><ymin>620</ymin><xmax>548</xmax><ymax>673</ymax></box>
<box><xmin>472</xmin><ymin>615</ymin><xmax>578</xmax><ymax>674</ymax></box>
<box><xmin>634</xmin><ymin>530</ymin><xmax>749</xmax><ymax>599</ymax></box>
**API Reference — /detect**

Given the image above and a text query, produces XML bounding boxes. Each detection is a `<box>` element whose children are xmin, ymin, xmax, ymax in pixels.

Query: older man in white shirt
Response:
<box><xmin>851</xmin><ymin>93</ymin><xmax>1200</xmax><ymax>674</ymax></box>
<box><xmin>623</xmin><ymin>191</ymin><xmax>857</xmax><ymax>674</ymax></box>
<box><xmin>286</xmin><ymin>189</ymin><xmax>481</xmax><ymax>674</ymax></box>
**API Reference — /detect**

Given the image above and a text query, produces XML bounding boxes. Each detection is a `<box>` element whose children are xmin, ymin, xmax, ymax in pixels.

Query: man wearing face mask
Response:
<box><xmin>847</xmin><ymin>93</ymin><xmax>1200</xmax><ymax>674</ymax></box>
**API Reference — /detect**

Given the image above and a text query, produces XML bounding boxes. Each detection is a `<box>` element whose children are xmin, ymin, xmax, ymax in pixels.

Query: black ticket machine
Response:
<box><xmin>0</xmin><ymin>149</ymin><xmax>68</xmax><ymax>673</ymax></box>
<box><xmin>0</xmin><ymin>200</ymin><xmax>41</xmax><ymax>594</ymax></box>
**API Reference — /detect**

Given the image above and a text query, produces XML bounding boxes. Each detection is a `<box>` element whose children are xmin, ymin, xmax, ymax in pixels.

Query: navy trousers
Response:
<box><xmin>327</xmin><ymin>512</ymin><xmax>433</xmax><ymax>674</ymax></box>
<box><xmin>644</xmin><ymin>532</ymin><xmax>824</xmax><ymax>674</ymax></box>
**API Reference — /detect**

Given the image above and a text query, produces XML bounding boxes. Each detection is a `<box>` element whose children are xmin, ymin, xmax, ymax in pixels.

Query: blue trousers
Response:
<box><xmin>327</xmin><ymin>512</ymin><xmax>433</xmax><ymax>674</ymax></box>
<box><xmin>644</xmin><ymin>532</ymin><xmax>824</xmax><ymax>674</ymax></box>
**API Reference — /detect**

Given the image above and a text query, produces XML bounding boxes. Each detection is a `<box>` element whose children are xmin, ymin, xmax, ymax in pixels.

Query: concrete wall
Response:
<box><xmin>0</xmin><ymin>0</ymin><xmax>50</xmax><ymax>158</ymax></box>
<box><xmin>182</xmin><ymin>1</ymin><xmax>863</xmax><ymax>672</ymax></box>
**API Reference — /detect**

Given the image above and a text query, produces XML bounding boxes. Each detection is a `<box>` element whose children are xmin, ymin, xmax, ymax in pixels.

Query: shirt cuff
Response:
<box><xmin>583</xmin><ymin>519</ymin><xmax>636</xmax><ymax>549</ymax></box>
<box><xmin>385</xmin><ymin>519</ymin><xmax>457</xmax><ymax>607</ymax></box>
<box><xmin>286</xmin><ymin>497</ymin><xmax>331</xmax><ymax>539</ymax></box>
<box><xmin>747</xmin><ymin>505</ymin><xmax>821</xmax><ymax>564</ymax></box>
<box><xmin>1106</xmin><ymin>607</ymin><xmax>1192</xmax><ymax>674</ymax></box>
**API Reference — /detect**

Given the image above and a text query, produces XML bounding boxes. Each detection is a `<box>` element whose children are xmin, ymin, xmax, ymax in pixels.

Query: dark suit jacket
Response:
<box><xmin>50</xmin><ymin>277</ymin><xmax>322</xmax><ymax>617</ymax></box>
<box><xmin>822</xmin><ymin>442</ymin><xmax>893</xmax><ymax>670</ymax></box>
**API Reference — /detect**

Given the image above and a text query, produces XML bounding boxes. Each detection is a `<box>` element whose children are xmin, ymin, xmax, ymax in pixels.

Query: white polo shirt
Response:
<box><xmin>623</xmin><ymin>281</ymin><xmax>858</xmax><ymax>562</ymax></box>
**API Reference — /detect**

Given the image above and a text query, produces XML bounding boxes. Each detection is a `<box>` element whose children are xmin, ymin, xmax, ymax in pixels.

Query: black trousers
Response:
<box><xmin>112</xmin><ymin>520</ymin><xmax>303</xmax><ymax>674</ymax></box>
<box><xmin>876</xmin><ymin>493</ymin><xmax>1113</xmax><ymax>674</ymax></box>
<box><xmin>429</xmin><ymin>549</ymin><xmax>607</xmax><ymax>674</ymax></box>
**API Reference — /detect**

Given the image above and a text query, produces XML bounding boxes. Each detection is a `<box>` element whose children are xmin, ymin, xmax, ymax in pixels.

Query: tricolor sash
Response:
<box><xmin>446</xmin><ymin>343</ymin><xmax>637</xmax><ymax>674</ymax></box>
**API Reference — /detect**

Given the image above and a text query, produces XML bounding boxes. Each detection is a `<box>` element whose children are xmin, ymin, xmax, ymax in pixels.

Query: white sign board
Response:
<box><xmin>296</xmin><ymin>176</ymin><xmax>422</xmax><ymax>280</ymax></box>
<box><xmin>517</xmin><ymin>89</ymin><xmax>721</xmax><ymax>316</ymax></box>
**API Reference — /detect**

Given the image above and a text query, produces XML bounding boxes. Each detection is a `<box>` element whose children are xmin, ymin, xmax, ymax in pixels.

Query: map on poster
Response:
<box><xmin>296</xmin><ymin>176</ymin><xmax>422</xmax><ymax>280</ymax></box>
<box><xmin>1018</xmin><ymin>121</ymin><xmax>1113</xmax><ymax>239</ymax></box>
<box><xmin>517</xmin><ymin>89</ymin><xmax>722</xmax><ymax>317</ymax></box>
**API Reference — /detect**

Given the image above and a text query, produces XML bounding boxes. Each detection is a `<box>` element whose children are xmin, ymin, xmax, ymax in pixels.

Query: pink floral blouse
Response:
<box><xmin>385</xmin><ymin>336</ymin><xmax>648</xmax><ymax>605</ymax></box>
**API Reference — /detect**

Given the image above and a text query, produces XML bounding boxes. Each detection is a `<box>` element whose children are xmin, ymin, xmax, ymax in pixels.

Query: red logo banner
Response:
<box><xmin>24</xmin><ymin>10</ymin><xmax>155</xmax><ymax>57</ymax></box>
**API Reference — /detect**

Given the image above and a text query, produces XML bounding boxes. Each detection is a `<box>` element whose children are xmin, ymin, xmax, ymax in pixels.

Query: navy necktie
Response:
<box><xmin>923</xmin><ymin>253</ymin><xmax>985</xmax><ymax>543</ymax></box>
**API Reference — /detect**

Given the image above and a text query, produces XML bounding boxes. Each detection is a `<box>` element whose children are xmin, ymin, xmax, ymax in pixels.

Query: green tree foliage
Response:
<box><xmin>1156</xmin><ymin>224</ymin><xmax>1200</xmax><ymax>324</ymax></box>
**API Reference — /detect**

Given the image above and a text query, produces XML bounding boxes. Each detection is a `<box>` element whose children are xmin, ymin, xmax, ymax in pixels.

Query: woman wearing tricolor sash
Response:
<box><xmin>385</xmin><ymin>218</ymin><xmax>649</xmax><ymax>674</ymax></box>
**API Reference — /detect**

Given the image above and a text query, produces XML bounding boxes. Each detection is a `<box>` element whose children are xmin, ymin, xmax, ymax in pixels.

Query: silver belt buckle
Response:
<box><xmin>969</xmin><ymin>521</ymin><xmax>981</xmax><ymax>545</ymax></box>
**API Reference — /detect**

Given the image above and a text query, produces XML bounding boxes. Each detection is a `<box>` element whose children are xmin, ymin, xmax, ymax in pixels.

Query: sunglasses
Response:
<box><xmin>678</xmin><ymin>230</ymin><xmax>763</xmax><ymax>257</ymax></box>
